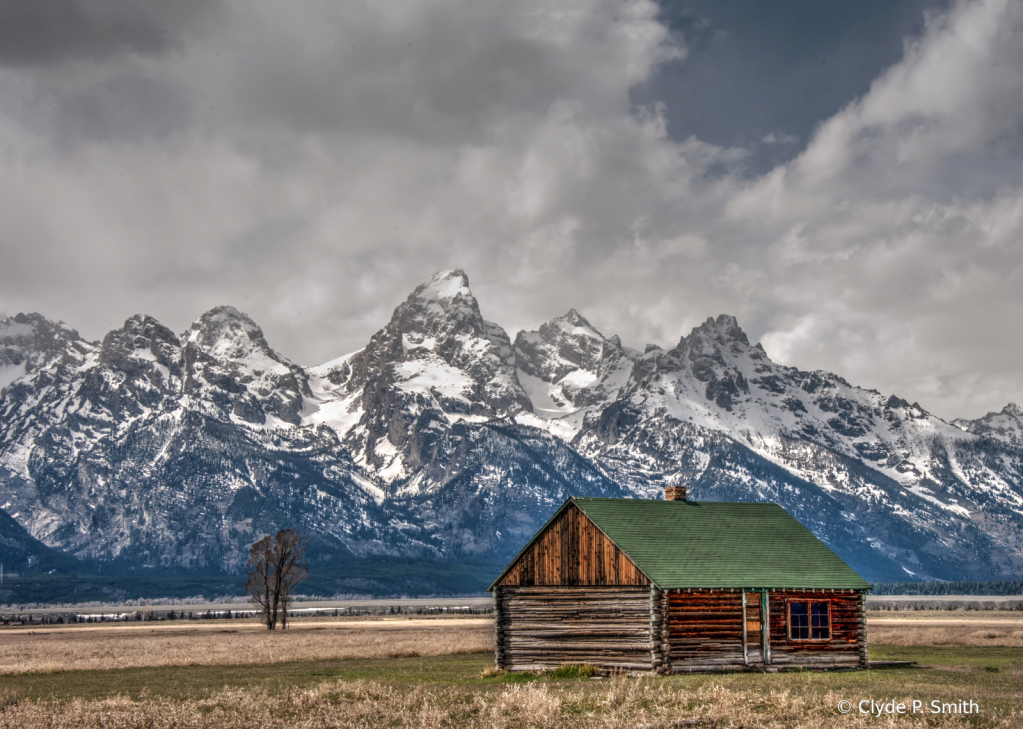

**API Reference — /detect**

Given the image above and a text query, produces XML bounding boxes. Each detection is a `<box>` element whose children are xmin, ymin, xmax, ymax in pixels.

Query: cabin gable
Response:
<box><xmin>491</xmin><ymin>495</ymin><xmax>870</xmax><ymax>674</ymax></box>
<box><xmin>495</xmin><ymin>503</ymin><xmax>649</xmax><ymax>587</ymax></box>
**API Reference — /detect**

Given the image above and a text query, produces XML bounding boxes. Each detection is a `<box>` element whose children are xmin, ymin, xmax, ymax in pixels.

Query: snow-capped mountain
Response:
<box><xmin>954</xmin><ymin>403</ymin><xmax>1023</xmax><ymax>447</ymax></box>
<box><xmin>2</xmin><ymin>270</ymin><xmax>1023</xmax><ymax>588</ymax></box>
<box><xmin>310</xmin><ymin>270</ymin><xmax>531</xmax><ymax>486</ymax></box>
<box><xmin>0</xmin><ymin>308</ymin><xmax>392</xmax><ymax>570</ymax></box>
<box><xmin>182</xmin><ymin>306</ymin><xmax>314</xmax><ymax>427</ymax></box>
<box><xmin>0</xmin><ymin>281</ymin><xmax>622</xmax><ymax>579</ymax></box>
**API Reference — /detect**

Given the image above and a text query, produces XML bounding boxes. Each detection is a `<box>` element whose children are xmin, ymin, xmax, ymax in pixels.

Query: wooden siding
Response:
<box><xmin>768</xmin><ymin>589</ymin><xmax>863</xmax><ymax>667</ymax></box>
<box><xmin>663</xmin><ymin>589</ymin><xmax>866</xmax><ymax>671</ymax></box>
<box><xmin>495</xmin><ymin>586</ymin><xmax>653</xmax><ymax>671</ymax></box>
<box><xmin>497</xmin><ymin>503</ymin><xmax>650</xmax><ymax>587</ymax></box>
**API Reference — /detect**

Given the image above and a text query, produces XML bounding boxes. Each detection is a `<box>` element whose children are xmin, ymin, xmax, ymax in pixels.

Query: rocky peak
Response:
<box><xmin>330</xmin><ymin>271</ymin><xmax>530</xmax><ymax>478</ymax></box>
<box><xmin>682</xmin><ymin>314</ymin><xmax>751</xmax><ymax>352</ymax></box>
<box><xmin>179</xmin><ymin>307</ymin><xmax>310</xmax><ymax>426</ymax></box>
<box><xmin>0</xmin><ymin>313</ymin><xmax>89</xmax><ymax>372</ymax></box>
<box><xmin>512</xmin><ymin>310</ymin><xmax>635</xmax><ymax>420</ymax></box>
<box><xmin>100</xmin><ymin>315</ymin><xmax>183</xmax><ymax>374</ymax></box>
<box><xmin>664</xmin><ymin>315</ymin><xmax>756</xmax><ymax>411</ymax></box>
<box><xmin>182</xmin><ymin>306</ymin><xmax>274</xmax><ymax>363</ymax></box>
<box><xmin>552</xmin><ymin>308</ymin><xmax>596</xmax><ymax>332</ymax></box>
<box><xmin>381</xmin><ymin>270</ymin><xmax>527</xmax><ymax>407</ymax></box>
<box><xmin>544</xmin><ymin>310</ymin><xmax>607</xmax><ymax>346</ymax></box>
<box><xmin>411</xmin><ymin>268</ymin><xmax>473</xmax><ymax>302</ymax></box>
<box><xmin>399</xmin><ymin>269</ymin><xmax>486</xmax><ymax>341</ymax></box>
<box><xmin>515</xmin><ymin>309</ymin><xmax>613</xmax><ymax>381</ymax></box>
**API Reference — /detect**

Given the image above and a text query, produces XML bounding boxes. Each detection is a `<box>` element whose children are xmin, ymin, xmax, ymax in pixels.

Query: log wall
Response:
<box><xmin>664</xmin><ymin>588</ymin><xmax>866</xmax><ymax>671</ymax></box>
<box><xmin>666</xmin><ymin>589</ymin><xmax>746</xmax><ymax>670</ymax></box>
<box><xmin>496</xmin><ymin>503</ymin><xmax>649</xmax><ymax>587</ymax></box>
<box><xmin>767</xmin><ymin>589</ymin><xmax>863</xmax><ymax>668</ymax></box>
<box><xmin>494</xmin><ymin>586</ymin><xmax>653</xmax><ymax>671</ymax></box>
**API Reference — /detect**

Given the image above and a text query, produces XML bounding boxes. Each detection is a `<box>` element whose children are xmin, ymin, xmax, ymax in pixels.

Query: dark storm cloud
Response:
<box><xmin>0</xmin><ymin>0</ymin><xmax>218</xmax><ymax>66</ymax></box>
<box><xmin>635</xmin><ymin>0</ymin><xmax>953</xmax><ymax>173</ymax></box>
<box><xmin>54</xmin><ymin>76</ymin><xmax>191</xmax><ymax>144</ymax></box>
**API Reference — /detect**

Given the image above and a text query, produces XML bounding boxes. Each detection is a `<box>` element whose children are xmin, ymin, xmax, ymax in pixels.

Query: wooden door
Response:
<box><xmin>743</xmin><ymin>594</ymin><xmax>764</xmax><ymax>664</ymax></box>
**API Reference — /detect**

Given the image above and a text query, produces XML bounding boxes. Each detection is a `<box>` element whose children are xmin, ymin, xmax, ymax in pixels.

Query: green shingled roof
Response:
<box><xmin>492</xmin><ymin>497</ymin><xmax>871</xmax><ymax>591</ymax></box>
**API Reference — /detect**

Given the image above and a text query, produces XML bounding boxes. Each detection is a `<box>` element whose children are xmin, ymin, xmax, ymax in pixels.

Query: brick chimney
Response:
<box><xmin>664</xmin><ymin>485</ymin><xmax>687</xmax><ymax>501</ymax></box>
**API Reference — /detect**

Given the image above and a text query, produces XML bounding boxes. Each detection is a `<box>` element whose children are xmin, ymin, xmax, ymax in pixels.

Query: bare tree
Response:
<box><xmin>271</xmin><ymin>529</ymin><xmax>308</xmax><ymax>630</ymax></box>
<box><xmin>246</xmin><ymin>534</ymin><xmax>277</xmax><ymax>629</ymax></box>
<box><xmin>246</xmin><ymin>529</ymin><xmax>308</xmax><ymax>630</ymax></box>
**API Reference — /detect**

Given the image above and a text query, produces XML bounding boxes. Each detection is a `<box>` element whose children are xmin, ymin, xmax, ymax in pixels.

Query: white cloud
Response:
<box><xmin>729</xmin><ymin>0</ymin><xmax>1023</xmax><ymax>418</ymax></box>
<box><xmin>761</xmin><ymin>132</ymin><xmax>798</xmax><ymax>146</ymax></box>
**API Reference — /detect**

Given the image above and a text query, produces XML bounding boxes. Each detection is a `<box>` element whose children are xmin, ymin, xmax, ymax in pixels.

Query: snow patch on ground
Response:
<box><xmin>229</xmin><ymin>410</ymin><xmax>296</xmax><ymax>431</ymax></box>
<box><xmin>402</xmin><ymin>334</ymin><xmax>436</xmax><ymax>354</ymax></box>
<box><xmin>0</xmin><ymin>442</ymin><xmax>32</xmax><ymax>480</ymax></box>
<box><xmin>906</xmin><ymin>484</ymin><xmax>972</xmax><ymax>517</ymax></box>
<box><xmin>560</xmin><ymin>369</ymin><xmax>598</xmax><ymax>389</ymax></box>
<box><xmin>373</xmin><ymin>437</ymin><xmax>406</xmax><ymax>483</ymax></box>
<box><xmin>517</xmin><ymin>370</ymin><xmax>575</xmax><ymax>418</ymax></box>
<box><xmin>515</xmin><ymin>411</ymin><xmax>585</xmax><ymax>441</ymax></box>
<box><xmin>350</xmin><ymin>470</ymin><xmax>386</xmax><ymax>504</ymax></box>
<box><xmin>308</xmin><ymin>349</ymin><xmax>362</xmax><ymax>377</ymax></box>
<box><xmin>394</xmin><ymin>357</ymin><xmax>473</xmax><ymax>405</ymax></box>
<box><xmin>304</xmin><ymin>394</ymin><xmax>363</xmax><ymax>437</ymax></box>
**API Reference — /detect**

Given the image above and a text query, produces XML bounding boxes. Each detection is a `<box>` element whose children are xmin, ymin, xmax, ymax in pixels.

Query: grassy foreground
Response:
<box><xmin>1</xmin><ymin>645</ymin><xmax>1021</xmax><ymax>728</ymax></box>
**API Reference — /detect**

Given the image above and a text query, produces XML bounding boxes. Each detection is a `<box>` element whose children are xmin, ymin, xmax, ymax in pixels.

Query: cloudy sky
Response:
<box><xmin>1</xmin><ymin>0</ymin><xmax>1021</xmax><ymax>420</ymax></box>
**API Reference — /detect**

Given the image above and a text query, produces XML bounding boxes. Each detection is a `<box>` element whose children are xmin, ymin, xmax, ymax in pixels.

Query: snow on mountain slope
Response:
<box><xmin>304</xmin><ymin>350</ymin><xmax>365</xmax><ymax>442</ymax></box>
<box><xmin>512</xmin><ymin>309</ymin><xmax>634</xmax><ymax>430</ymax></box>
<box><xmin>182</xmin><ymin>306</ymin><xmax>313</xmax><ymax>427</ymax></box>
<box><xmin>311</xmin><ymin>269</ymin><xmax>532</xmax><ymax>485</ymax></box>
<box><xmin>580</xmin><ymin>314</ymin><xmax>973</xmax><ymax>492</ymax></box>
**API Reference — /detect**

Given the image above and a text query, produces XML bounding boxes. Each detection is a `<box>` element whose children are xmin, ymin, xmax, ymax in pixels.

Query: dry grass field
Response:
<box><xmin>4</xmin><ymin>674</ymin><xmax>1019</xmax><ymax>729</ymax></box>
<box><xmin>867</xmin><ymin>610</ymin><xmax>1023</xmax><ymax>648</ymax></box>
<box><xmin>0</xmin><ymin>617</ymin><xmax>492</xmax><ymax>674</ymax></box>
<box><xmin>0</xmin><ymin>610</ymin><xmax>1021</xmax><ymax>728</ymax></box>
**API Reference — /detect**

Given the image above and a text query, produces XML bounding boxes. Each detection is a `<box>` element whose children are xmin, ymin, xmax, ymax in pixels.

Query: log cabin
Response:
<box><xmin>489</xmin><ymin>486</ymin><xmax>871</xmax><ymax>673</ymax></box>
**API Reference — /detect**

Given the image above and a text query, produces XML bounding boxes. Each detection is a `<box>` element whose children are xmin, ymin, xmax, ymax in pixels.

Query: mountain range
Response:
<box><xmin>2</xmin><ymin>269</ymin><xmax>1023</xmax><ymax>594</ymax></box>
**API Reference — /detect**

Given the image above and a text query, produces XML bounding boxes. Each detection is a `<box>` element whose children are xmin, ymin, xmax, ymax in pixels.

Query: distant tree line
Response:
<box><xmin>1</xmin><ymin>604</ymin><xmax>494</xmax><ymax>627</ymax></box>
<box><xmin>871</xmin><ymin>580</ymin><xmax>1023</xmax><ymax>596</ymax></box>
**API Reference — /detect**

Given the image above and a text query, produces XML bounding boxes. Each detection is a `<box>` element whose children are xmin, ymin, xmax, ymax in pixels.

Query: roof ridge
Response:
<box><xmin>572</xmin><ymin>496</ymin><xmax>785</xmax><ymax>506</ymax></box>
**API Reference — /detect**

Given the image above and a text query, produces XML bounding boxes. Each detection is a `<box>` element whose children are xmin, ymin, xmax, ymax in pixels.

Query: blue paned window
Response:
<box><xmin>789</xmin><ymin>601</ymin><xmax>830</xmax><ymax>640</ymax></box>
